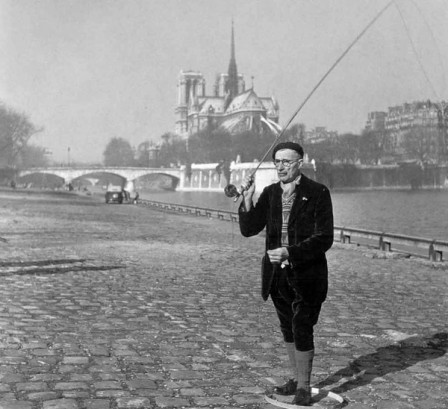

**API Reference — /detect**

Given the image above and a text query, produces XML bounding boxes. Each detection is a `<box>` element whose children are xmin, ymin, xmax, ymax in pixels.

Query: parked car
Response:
<box><xmin>105</xmin><ymin>186</ymin><xmax>124</xmax><ymax>204</ymax></box>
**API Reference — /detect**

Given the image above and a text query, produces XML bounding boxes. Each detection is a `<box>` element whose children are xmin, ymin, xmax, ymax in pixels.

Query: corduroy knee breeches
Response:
<box><xmin>269</xmin><ymin>267</ymin><xmax>326</xmax><ymax>351</ymax></box>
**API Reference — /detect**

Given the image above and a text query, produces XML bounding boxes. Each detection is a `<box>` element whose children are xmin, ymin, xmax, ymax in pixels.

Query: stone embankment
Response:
<box><xmin>0</xmin><ymin>189</ymin><xmax>447</xmax><ymax>409</ymax></box>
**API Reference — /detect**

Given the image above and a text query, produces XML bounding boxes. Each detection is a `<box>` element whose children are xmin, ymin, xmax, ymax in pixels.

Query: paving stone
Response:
<box><xmin>240</xmin><ymin>386</ymin><xmax>265</xmax><ymax>394</ymax></box>
<box><xmin>27</xmin><ymin>391</ymin><xmax>59</xmax><ymax>400</ymax></box>
<box><xmin>54</xmin><ymin>382</ymin><xmax>89</xmax><ymax>390</ymax></box>
<box><xmin>376</xmin><ymin>401</ymin><xmax>415</xmax><ymax>409</ymax></box>
<box><xmin>193</xmin><ymin>396</ymin><xmax>230</xmax><ymax>406</ymax></box>
<box><xmin>414</xmin><ymin>399</ymin><xmax>446</xmax><ymax>408</ymax></box>
<box><xmin>179</xmin><ymin>388</ymin><xmax>206</xmax><ymax>396</ymax></box>
<box><xmin>232</xmin><ymin>394</ymin><xmax>265</xmax><ymax>404</ymax></box>
<box><xmin>62</xmin><ymin>391</ymin><xmax>90</xmax><ymax>399</ymax></box>
<box><xmin>87</xmin><ymin>348</ymin><xmax>110</xmax><ymax>357</ymax></box>
<box><xmin>21</xmin><ymin>343</ymin><xmax>48</xmax><ymax>350</ymax></box>
<box><xmin>0</xmin><ymin>402</ymin><xmax>33</xmax><ymax>409</ymax></box>
<box><xmin>63</xmin><ymin>357</ymin><xmax>89</xmax><ymax>365</ymax></box>
<box><xmin>84</xmin><ymin>400</ymin><xmax>110</xmax><ymax>409</ymax></box>
<box><xmin>0</xmin><ymin>357</ymin><xmax>26</xmax><ymax>364</ymax></box>
<box><xmin>43</xmin><ymin>399</ymin><xmax>79</xmax><ymax>409</ymax></box>
<box><xmin>0</xmin><ymin>373</ymin><xmax>21</xmax><ymax>382</ymax></box>
<box><xmin>133</xmin><ymin>373</ymin><xmax>165</xmax><ymax>381</ymax></box>
<box><xmin>95</xmin><ymin>390</ymin><xmax>130</xmax><ymax>398</ymax></box>
<box><xmin>154</xmin><ymin>397</ymin><xmax>190</xmax><ymax>408</ymax></box>
<box><xmin>116</xmin><ymin>397</ymin><xmax>152</xmax><ymax>408</ymax></box>
<box><xmin>113</xmin><ymin>350</ymin><xmax>138</xmax><ymax>357</ymax></box>
<box><xmin>123</xmin><ymin>357</ymin><xmax>154</xmax><ymax>364</ymax></box>
<box><xmin>133</xmin><ymin>389</ymin><xmax>173</xmax><ymax>398</ymax></box>
<box><xmin>343</xmin><ymin>404</ymin><xmax>372</xmax><ymax>409</ymax></box>
<box><xmin>88</xmin><ymin>366</ymin><xmax>120</xmax><ymax>374</ymax></box>
<box><xmin>70</xmin><ymin>374</ymin><xmax>94</xmax><ymax>381</ymax></box>
<box><xmin>32</xmin><ymin>349</ymin><xmax>56</xmax><ymax>356</ymax></box>
<box><xmin>2</xmin><ymin>350</ymin><xmax>26</xmax><ymax>357</ymax></box>
<box><xmin>93</xmin><ymin>381</ymin><xmax>122</xmax><ymax>389</ymax></box>
<box><xmin>16</xmin><ymin>382</ymin><xmax>48</xmax><ymax>392</ymax></box>
<box><xmin>29</xmin><ymin>374</ymin><xmax>63</xmax><ymax>382</ymax></box>
<box><xmin>126</xmin><ymin>380</ymin><xmax>157</xmax><ymax>390</ymax></box>
<box><xmin>58</xmin><ymin>365</ymin><xmax>78</xmax><ymax>373</ymax></box>
<box><xmin>169</xmin><ymin>371</ymin><xmax>206</xmax><ymax>380</ymax></box>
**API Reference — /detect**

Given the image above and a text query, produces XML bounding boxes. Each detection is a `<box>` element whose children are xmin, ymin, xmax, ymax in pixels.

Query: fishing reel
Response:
<box><xmin>224</xmin><ymin>184</ymin><xmax>242</xmax><ymax>201</ymax></box>
<box><xmin>224</xmin><ymin>177</ymin><xmax>254</xmax><ymax>201</ymax></box>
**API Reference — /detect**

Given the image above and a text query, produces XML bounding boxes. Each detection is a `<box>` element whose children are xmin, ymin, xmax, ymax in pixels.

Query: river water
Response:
<box><xmin>138</xmin><ymin>189</ymin><xmax>448</xmax><ymax>241</ymax></box>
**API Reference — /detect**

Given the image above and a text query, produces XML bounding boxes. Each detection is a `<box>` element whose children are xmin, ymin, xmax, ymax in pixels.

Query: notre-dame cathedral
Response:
<box><xmin>175</xmin><ymin>23</ymin><xmax>280</xmax><ymax>138</ymax></box>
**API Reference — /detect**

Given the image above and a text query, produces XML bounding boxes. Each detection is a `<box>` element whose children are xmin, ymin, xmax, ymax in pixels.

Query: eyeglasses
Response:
<box><xmin>273</xmin><ymin>159</ymin><xmax>302</xmax><ymax>168</ymax></box>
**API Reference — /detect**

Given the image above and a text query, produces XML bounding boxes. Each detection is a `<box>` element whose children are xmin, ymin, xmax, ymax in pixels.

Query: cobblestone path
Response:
<box><xmin>0</xmin><ymin>190</ymin><xmax>447</xmax><ymax>409</ymax></box>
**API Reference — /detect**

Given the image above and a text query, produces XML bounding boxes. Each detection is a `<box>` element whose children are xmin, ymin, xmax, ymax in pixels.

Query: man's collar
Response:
<box><xmin>280</xmin><ymin>173</ymin><xmax>302</xmax><ymax>199</ymax></box>
<box><xmin>280</xmin><ymin>173</ymin><xmax>302</xmax><ymax>188</ymax></box>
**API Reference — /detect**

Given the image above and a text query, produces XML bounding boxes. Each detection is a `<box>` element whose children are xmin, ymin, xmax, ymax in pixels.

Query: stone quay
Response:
<box><xmin>0</xmin><ymin>189</ymin><xmax>446</xmax><ymax>409</ymax></box>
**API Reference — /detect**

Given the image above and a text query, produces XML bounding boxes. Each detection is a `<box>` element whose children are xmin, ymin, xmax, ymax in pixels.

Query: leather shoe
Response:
<box><xmin>292</xmin><ymin>387</ymin><xmax>311</xmax><ymax>406</ymax></box>
<box><xmin>271</xmin><ymin>378</ymin><xmax>297</xmax><ymax>395</ymax></box>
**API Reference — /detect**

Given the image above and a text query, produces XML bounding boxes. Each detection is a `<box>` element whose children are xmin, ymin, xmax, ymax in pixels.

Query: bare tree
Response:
<box><xmin>401</xmin><ymin>126</ymin><xmax>438</xmax><ymax>163</ymax></box>
<box><xmin>103</xmin><ymin>137</ymin><xmax>135</xmax><ymax>166</ymax></box>
<box><xmin>284</xmin><ymin>123</ymin><xmax>306</xmax><ymax>145</ymax></box>
<box><xmin>334</xmin><ymin>133</ymin><xmax>360</xmax><ymax>164</ymax></box>
<box><xmin>19</xmin><ymin>145</ymin><xmax>50</xmax><ymax>168</ymax></box>
<box><xmin>0</xmin><ymin>103</ymin><xmax>43</xmax><ymax>167</ymax></box>
<box><xmin>359</xmin><ymin>129</ymin><xmax>387</xmax><ymax>164</ymax></box>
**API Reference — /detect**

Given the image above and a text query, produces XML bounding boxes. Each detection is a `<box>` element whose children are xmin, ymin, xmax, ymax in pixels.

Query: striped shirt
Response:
<box><xmin>281</xmin><ymin>194</ymin><xmax>296</xmax><ymax>247</ymax></box>
<box><xmin>280</xmin><ymin>174</ymin><xmax>302</xmax><ymax>247</ymax></box>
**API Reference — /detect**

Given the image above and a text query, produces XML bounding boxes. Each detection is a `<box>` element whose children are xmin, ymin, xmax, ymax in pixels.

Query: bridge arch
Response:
<box><xmin>132</xmin><ymin>172</ymin><xmax>180</xmax><ymax>191</ymax></box>
<box><xmin>18</xmin><ymin>167</ymin><xmax>183</xmax><ymax>190</ymax></box>
<box><xmin>71</xmin><ymin>171</ymin><xmax>126</xmax><ymax>187</ymax></box>
<box><xmin>17</xmin><ymin>171</ymin><xmax>65</xmax><ymax>189</ymax></box>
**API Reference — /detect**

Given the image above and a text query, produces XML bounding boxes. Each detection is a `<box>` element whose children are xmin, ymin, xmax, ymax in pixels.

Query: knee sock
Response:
<box><xmin>295</xmin><ymin>349</ymin><xmax>314</xmax><ymax>390</ymax></box>
<box><xmin>285</xmin><ymin>342</ymin><xmax>297</xmax><ymax>379</ymax></box>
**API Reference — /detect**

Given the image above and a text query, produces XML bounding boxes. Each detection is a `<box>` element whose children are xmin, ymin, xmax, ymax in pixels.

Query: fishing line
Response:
<box><xmin>394</xmin><ymin>0</ymin><xmax>443</xmax><ymax>101</ymax></box>
<box><xmin>278</xmin><ymin>0</ymin><xmax>394</xmax><ymax>149</ymax></box>
<box><xmin>407</xmin><ymin>0</ymin><xmax>445</xmax><ymax>98</ymax></box>
<box><xmin>224</xmin><ymin>0</ymin><xmax>395</xmax><ymax>201</ymax></box>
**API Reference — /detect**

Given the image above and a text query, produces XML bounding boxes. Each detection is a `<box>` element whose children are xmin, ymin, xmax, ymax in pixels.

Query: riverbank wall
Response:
<box><xmin>178</xmin><ymin>161</ymin><xmax>285</xmax><ymax>193</ymax></box>
<box><xmin>177</xmin><ymin>161</ymin><xmax>448</xmax><ymax>192</ymax></box>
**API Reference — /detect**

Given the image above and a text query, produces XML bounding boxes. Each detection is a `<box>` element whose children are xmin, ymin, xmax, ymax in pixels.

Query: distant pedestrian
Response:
<box><xmin>238</xmin><ymin>142</ymin><xmax>334</xmax><ymax>406</ymax></box>
<box><xmin>123</xmin><ymin>190</ymin><xmax>130</xmax><ymax>201</ymax></box>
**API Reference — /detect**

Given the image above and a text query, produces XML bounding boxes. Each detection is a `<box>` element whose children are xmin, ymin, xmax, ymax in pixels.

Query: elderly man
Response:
<box><xmin>238</xmin><ymin>142</ymin><xmax>333</xmax><ymax>406</ymax></box>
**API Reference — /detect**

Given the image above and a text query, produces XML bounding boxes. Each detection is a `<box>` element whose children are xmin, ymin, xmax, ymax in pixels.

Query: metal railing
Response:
<box><xmin>336</xmin><ymin>227</ymin><xmax>448</xmax><ymax>262</ymax></box>
<box><xmin>138</xmin><ymin>199</ymin><xmax>239</xmax><ymax>222</ymax></box>
<box><xmin>137</xmin><ymin>199</ymin><xmax>448</xmax><ymax>262</ymax></box>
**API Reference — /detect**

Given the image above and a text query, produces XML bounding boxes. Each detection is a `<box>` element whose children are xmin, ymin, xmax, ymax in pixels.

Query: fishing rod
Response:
<box><xmin>224</xmin><ymin>0</ymin><xmax>395</xmax><ymax>201</ymax></box>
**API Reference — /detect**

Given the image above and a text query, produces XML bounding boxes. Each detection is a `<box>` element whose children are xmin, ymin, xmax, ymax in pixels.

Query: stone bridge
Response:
<box><xmin>18</xmin><ymin>162</ymin><xmax>306</xmax><ymax>193</ymax></box>
<box><xmin>18</xmin><ymin>166</ymin><xmax>183</xmax><ymax>189</ymax></box>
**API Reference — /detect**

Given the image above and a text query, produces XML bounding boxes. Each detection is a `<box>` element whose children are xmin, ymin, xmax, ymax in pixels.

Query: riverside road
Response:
<box><xmin>0</xmin><ymin>189</ymin><xmax>447</xmax><ymax>409</ymax></box>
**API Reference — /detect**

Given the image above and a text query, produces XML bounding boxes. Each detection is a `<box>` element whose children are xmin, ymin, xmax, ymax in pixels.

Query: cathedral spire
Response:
<box><xmin>230</xmin><ymin>20</ymin><xmax>236</xmax><ymax>65</ymax></box>
<box><xmin>226</xmin><ymin>20</ymin><xmax>239</xmax><ymax>105</ymax></box>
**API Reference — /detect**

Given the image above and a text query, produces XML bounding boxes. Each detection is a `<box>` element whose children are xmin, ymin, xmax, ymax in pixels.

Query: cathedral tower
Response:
<box><xmin>175</xmin><ymin>71</ymin><xmax>205</xmax><ymax>137</ymax></box>
<box><xmin>224</xmin><ymin>21</ymin><xmax>239</xmax><ymax>109</ymax></box>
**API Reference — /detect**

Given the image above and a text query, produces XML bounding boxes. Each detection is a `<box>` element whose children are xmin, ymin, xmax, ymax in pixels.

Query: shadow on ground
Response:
<box><xmin>0</xmin><ymin>259</ymin><xmax>87</xmax><ymax>267</ymax></box>
<box><xmin>315</xmin><ymin>332</ymin><xmax>447</xmax><ymax>400</ymax></box>
<box><xmin>0</xmin><ymin>258</ymin><xmax>123</xmax><ymax>276</ymax></box>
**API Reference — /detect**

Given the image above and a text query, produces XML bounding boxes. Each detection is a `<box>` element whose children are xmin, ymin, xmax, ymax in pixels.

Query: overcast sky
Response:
<box><xmin>1</xmin><ymin>0</ymin><xmax>447</xmax><ymax>163</ymax></box>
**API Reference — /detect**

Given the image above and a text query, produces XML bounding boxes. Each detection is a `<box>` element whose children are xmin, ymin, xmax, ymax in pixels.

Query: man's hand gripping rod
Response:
<box><xmin>224</xmin><ymin>0</ymin><xmax>394</xmax><ymax>201</ymax></box>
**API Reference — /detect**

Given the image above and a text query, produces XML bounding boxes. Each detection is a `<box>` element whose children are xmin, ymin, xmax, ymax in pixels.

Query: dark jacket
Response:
<box><xmin>239</xmin><ymin>174</ymin><xmax>334</xmax><ymax>301</ymax></box>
